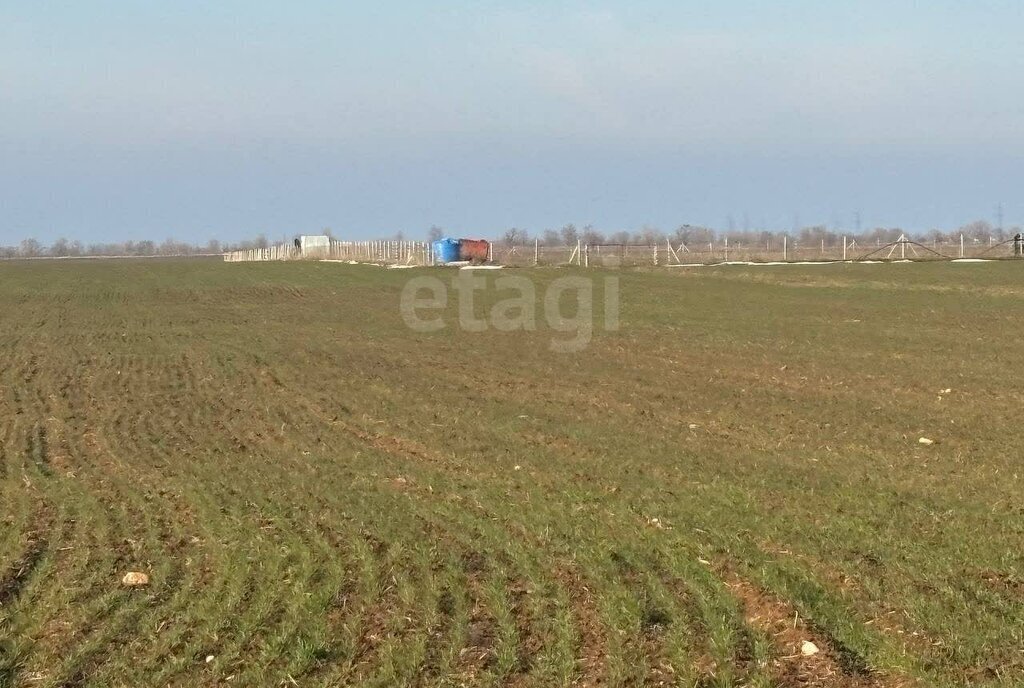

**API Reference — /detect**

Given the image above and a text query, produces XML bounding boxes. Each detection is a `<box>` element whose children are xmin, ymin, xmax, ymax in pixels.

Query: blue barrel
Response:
<box><xmin>432</xmin><ymin>237</ymin><xmax>461</xmax><ymax>263</ymax></box>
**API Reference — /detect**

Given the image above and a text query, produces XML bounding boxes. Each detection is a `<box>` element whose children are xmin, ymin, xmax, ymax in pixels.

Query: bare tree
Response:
<box><xmin>19</xmin><ymin>238</ymin><xmax>42</xmax><ymax>257</ymax></box>
<box><xmin>427</xmin><ymin>226</ymin><xmax>444</xmax><ymax>242</ymax></box>
<box><xmin>960</xmin><ymin>220</ymin><xmax>993</xmax><ymax>244</ymax></box>
<box><xmin>501</xmin><ymin>227</ymin><xmax>530</xmax><ymax>247</ymax></box>
<box><xmin>636</xmin><ymin>225</ymin><xmax>664</xmax><ymax>245</ymax></box>
<box><xmin>862</xmin><ymin>227</ymin><xmax>903</xmax><ymax>246</ymax></box>
<box><xmin>580</xmin><ymin>225</ymin><xmax>606</xmax><ymax>244</ymax></box>
<box><xmin>49</xmin><ymin>238</ymin><xmax>70</xmax><ymax>257</ymax></box>
<box><xmin>541</xmin><ymin>229</ymin><xmax>560</xmax><ymax>246</ymax></box>
<box><xmin>673</xmin><ymin>225</ymin><xmax>704</xmax><ymax>246</ymax></box>
<box><xmin>797</xmin><ymin>225</ymin><xmax>838</xmax><ymax>248</ymax></box>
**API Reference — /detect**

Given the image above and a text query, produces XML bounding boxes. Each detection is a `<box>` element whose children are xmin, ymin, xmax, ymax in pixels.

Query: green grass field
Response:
<box><xmin>1</xmin><ymin>259</ymin><xmax>1022</xmax><ymax>687</ymax></box>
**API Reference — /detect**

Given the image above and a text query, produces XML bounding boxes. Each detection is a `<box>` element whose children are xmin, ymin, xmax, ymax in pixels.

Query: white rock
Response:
<box><xmin>122</xmin><ymin>571</ymin><xmax>150</xmax><ymax>587</ymax></box>
<box><xmin>801</xmin><ymin>640</ymin><xmax>819</xmax><ymax>656</ymax></box>
<box><xmin>918</xmin><ymin>437</ymin><xmax>935</xmax><ymax>446</ymax></box>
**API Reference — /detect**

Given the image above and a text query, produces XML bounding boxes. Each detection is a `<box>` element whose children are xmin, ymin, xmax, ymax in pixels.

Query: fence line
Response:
<box><xmin>225</xmin><ymin>235</ymin><xmax>1024</xmax><ymax>266</ymax></box>
<box><xmin>224</xmin><ymin>240</ymin><xmax>432</xmax><ymax>264</ymax></box>
<box><xmin>497</xmin><ymin>235</ymin><xmax>1024</xmax><ymax>267</ymax></box>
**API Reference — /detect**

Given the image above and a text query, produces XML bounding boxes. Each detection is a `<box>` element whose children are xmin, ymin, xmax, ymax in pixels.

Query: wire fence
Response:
<box><xmin>224</xmin><ymin>236</ymin><xmax>1024</xmax><ymax>266</ymax></box>
<box><xmin>495</xmin><ymin>236</ymin><xmax>1024</xmax><ymax>267</ymax></box>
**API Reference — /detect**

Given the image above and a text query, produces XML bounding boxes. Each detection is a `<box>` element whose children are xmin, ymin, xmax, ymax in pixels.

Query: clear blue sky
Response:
<box><xmin>2</xmin><ymin>1</ymin><xmax>1023</xmax><ymax>243</ymax></box>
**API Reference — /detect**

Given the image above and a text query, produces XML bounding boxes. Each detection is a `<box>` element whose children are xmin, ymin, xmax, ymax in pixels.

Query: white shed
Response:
<box><xmin>298</xmin><ymin>235</ymin><xmax>331</xmax><ymax>255</ymax></box>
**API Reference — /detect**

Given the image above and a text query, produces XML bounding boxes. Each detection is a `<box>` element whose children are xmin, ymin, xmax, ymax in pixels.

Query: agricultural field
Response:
<box><xmin>1</xmin><ymin>258</ymin><xmax>1023</xmax><ymax>688</ymax></box>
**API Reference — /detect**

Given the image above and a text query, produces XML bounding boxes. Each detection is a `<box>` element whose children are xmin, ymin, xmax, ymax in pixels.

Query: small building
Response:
<box><xmin>296</xmin><ymin>235</ymin><xmax>331</xmax><ymax>255</ymax></box>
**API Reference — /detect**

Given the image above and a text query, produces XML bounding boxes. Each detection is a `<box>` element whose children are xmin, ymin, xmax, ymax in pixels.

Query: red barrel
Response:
<box><xmin>458</xmin><ymin>239</ymin><xmax>490</xmax><ymax>262</ymax></box>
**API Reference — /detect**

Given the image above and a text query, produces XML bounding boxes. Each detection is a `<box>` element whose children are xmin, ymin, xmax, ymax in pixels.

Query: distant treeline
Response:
<box><xmin>4</xmin><ymin>219</ymin><xmax>1020</xmax><ymax>258</ymax></box>
<box><xmin>0</xmin><ymin>235</ymin><xmax>276</xmax><ymax>259</ymax></box>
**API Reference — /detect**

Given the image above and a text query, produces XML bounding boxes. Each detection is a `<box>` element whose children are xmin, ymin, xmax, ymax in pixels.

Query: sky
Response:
<box><xmin>2</xmin><ymin>1</ymin><xmax>1024</xmax><ymax>244</ymax></box>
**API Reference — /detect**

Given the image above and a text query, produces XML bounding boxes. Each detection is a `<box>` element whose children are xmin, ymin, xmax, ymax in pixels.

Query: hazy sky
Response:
<box><xmin>2</xmin><ymin>1</ymin><xmax>1023</xmax><ymax>243</ymax></box>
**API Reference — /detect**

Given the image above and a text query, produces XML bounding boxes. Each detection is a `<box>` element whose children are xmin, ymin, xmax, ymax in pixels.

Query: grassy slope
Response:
<box><xmin>0</xmin><ymin>259</ymin><xmax>1022</xmax><ymax>687</ymax></box>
